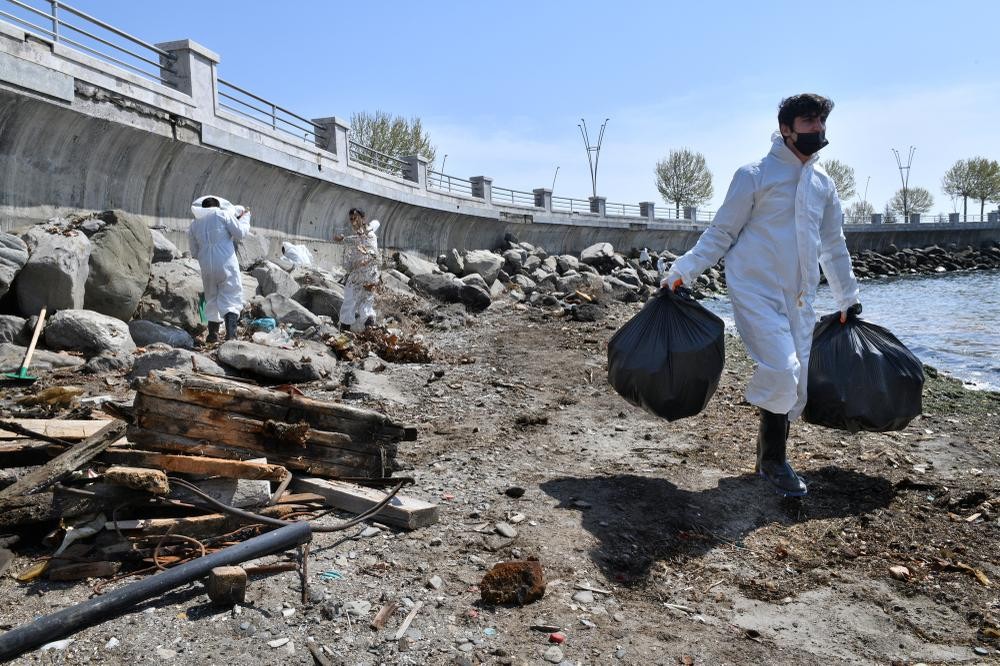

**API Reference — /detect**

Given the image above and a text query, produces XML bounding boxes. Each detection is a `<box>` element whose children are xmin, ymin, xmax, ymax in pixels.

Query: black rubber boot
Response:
<box><xmin>206</xmin><ymin>321</ymin><xmax>220</xmax><ymax>343</ymax></box>
<box><xmin>755</xmin><ymin>409</ymin><xmax>807</xmax><ymax>497</ymax></box>
<box><xmin>223</xmin><ymin>313</ymin><xmax>239</xmax><ymax>341</ymax></box>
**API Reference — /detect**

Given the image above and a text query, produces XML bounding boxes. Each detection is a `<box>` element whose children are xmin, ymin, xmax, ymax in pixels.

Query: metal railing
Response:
<box><xmin>217</xmin><ymin>78</ymin><xmax>321</xmax><ymax>143</ymax></box>
<box><xmin>0</xmin><ymin>0</ymin><xmax>176</xmax><ymax>82</ymax></box>
<box><xmin>427</xmin><ymin>170</ymin><xmax>473</xmax><ymax>196</ymax></box>
<box><xmin>348</xmin><ymin>140</ymin><xmax>408</xmax><ymax>178</ymax></box>
<box><xmin>605</xmin><ymin>201</ymin><xmax>642</xmax><ymax>218</ymax></box>
<box><xmin>551</xmin><ymin>195</ymin><xmax>592</xmax><ymax>213</ymax></box>
<box><xmin>492</xmin><ymin>186</ymin><xmax>535</xmax><ymax>207</ymax></box>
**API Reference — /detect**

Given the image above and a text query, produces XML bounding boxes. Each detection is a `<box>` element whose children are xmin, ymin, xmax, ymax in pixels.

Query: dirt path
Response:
<box><xmin>1</xmin><ymin>297</ymin><xmax>998</xmax><ymax>665</ymax></box>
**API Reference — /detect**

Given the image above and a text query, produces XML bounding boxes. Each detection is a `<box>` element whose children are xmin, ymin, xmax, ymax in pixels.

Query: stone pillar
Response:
<box><xmin>533</xmin><ymin>188</ymin><xmax>552</xmax><ymax>211</ymax></box>
<box><xmin>871</xmin><ymin>213</ymin><xmax>883</xmax><ymax>225</ymax></box>
<box><xmin>156</xmin><ymin>39</ymin><xmax>220</xmax><ymax>122</ymax></box>
<box><xmin>949</xmin><ymin>213</ymin><xmax>960</xmax><ymax>224</ymax></box>
<box><xmin>311</xmin><ymin>116</ymin><xmax>350</xmax><ymax>160</ymax></box>
<box><xmin>909</xmin><ymin>213</ymin><xmax>921</xmax><ymax>224</ymax></box>
<box><xmin>683</xmin><ymin>206</ymin><xmax>698</xmax><ymax>221</ymax></box>
<box><xmin>988</xmin><ymin>211</ymin><xmax>1000</xmax><ymax>223</ymax></box>
<box><xmin>402</xmin><ymin>155</ymin><xmax>429</xmax><ymax>188</ymax></box>
<box><xmin>470</xmin><ymin>176</ymin><xmax>493</xmax><ymax>203</ymax></box>
<box><xmin>639</xmin><ymin>202</ymin><xmax>655</xmax><ymax>221</ymax></box>
<box><xmin>590</xmin><ymin>196</ymin><xmax>606</xmax><ymax>216</ymax></box>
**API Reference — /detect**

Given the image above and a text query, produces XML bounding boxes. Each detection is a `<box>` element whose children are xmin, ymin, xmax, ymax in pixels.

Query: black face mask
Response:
<box><xmin>791</xmin><ymin>131</ymin><xmax>828</xmax><ymax>155</ymax></box>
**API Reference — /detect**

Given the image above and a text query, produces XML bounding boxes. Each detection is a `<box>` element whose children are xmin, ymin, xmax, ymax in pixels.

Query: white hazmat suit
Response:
<box><xmin>668</xmin><ymin>133</ymin><xmax>859</xmax><ymax>420</ymax></box>
<box><xmin>188</xmin><ymin>195</ymin><xmax>251</xmax><ymax>323</ymax></box>
<box><xmin>339</xmin><ymin>219</ymin><xmax>381</xmax><ymax>329</ymax></box>
<box><xmin>281</xmin><ymin>242</ymin><xmax>314</xmax><ymax>267</ymax></box>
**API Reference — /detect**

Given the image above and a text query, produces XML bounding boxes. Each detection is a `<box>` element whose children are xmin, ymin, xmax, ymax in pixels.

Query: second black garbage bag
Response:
<box><xmin>607</xmin><ymin>288</ymin><xmax>725</xmax><ymax>421</ymax></box>
<box><xmin>803</xmin><ymin>311</ymin><xmax>924</xmax><ymax>432</ymax></box>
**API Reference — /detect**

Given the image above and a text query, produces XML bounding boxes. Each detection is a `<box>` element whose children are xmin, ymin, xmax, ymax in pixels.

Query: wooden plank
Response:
<box><xmin>101</xmin><ymin>449</ymin><xmax>289</xmax><ymax>481</ymax></box>
<box><xmin>0</xmin><ymin>420</ymin><xmax>127</xmax><ymax>499</ymax></box>
<box><xmin>0</xmin><ymin>492</ymin><xmax>101</xmax><ymax>529</ymax></box>
<box><xmin>0</xmin><ymin>441</ymin><xmax>65</xmax><ymax>467</ymax></box>
<box><xmin>0</xmin><ymin>419</ymin><xmax>112</xmax><ymax>441</ymax></box>
<box><xmin>47</xmin><ymin>561</ymin><xmax>120</xmax><ymax>581</ymax></box>
<box><xmin>136</xmin><ymin>370</ymin><xmax>415</xmax><ymax>442</ymax></box>
<box><xmin>292</xmin><ymin>477</ymin><xmax>439</xmax><ymax>530</ymax></box>
<box><xmin>125</xmin><ymin>431</ymin><xmax>385</xmax><ymax>478</ymax></box>
<box><xmin>105</xmin><ymin>504</ymin><xmax>301</xmax><ymax>538</ymax></box>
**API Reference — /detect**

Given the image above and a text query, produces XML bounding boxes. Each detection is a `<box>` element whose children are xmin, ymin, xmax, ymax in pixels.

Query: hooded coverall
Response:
<box><xmin>281</xmin><ymin>242</ymin><xmax>314</xmax><ymax>267</ymax></box>
<box><xmin>339</xmin><ymin>220</ymin><xmax>381</xmax><ymax>329</ymax></box>
<box><xmin>669</xmin><ymin>133</ymin><xmax>860</xmax><ymax>420</ymax></box>
<box><xmin>188</xmin><ymin>196</ymin><xmax>251</xmax><ymax>324</ymax></box>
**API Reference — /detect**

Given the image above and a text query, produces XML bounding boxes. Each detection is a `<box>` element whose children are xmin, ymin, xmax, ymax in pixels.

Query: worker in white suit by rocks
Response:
<box><xmin>333</xmin><ymin>207</ymin><xmax>381</xmax><ymax>332</ymax></box>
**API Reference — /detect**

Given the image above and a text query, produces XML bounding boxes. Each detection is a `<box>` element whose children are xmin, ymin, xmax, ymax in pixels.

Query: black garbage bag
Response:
<box><xmin>803</xmin><ymin>311</ymin><xmax>924</xmax><ymax>432</ymax></box>
<box><xmin>607</xmin><ymin>288</ymin><xmax>725</xmax><ymax>421</ymax></box>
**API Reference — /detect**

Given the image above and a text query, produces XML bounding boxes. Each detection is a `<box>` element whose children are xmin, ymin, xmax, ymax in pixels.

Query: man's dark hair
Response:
<box><xmin>349</xmin><ymin>207</ymin><xmax>365</xmax><ymax>219</ymax></box>
<box><xmin>778</xmin><ymin>94</ymin><xmax>834</xmax><ymax>128</ymax></box>
<box><xmin>201</xmin><ymin>197</ymin><xmax>220</xmax><ymax>208</ymax></box>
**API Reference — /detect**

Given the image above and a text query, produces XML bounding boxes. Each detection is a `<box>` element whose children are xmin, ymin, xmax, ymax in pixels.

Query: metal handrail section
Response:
<box><xmin>551</xmin><ymin>195</ymin><xmax>591</xmax><ymax>213</ymax></box>
<box><xmin>348</xmin><ymin>140</ymin><xmax>408</xmax><ymax>178</ymax></box>
<box><xmin>605</xmin><ymin>201</ymin><xmax>642</xmax><ymax>218</ymax></box>
<box><xmin>1</xmin><ymin>0</ymin><xmax>175</xmax><ymax>82</ymax></box>
<box><xmin>427</xmin><ymin>170</ymin><xmax>473</xmax><ymax>196</ymax></box>
<box><xmin>216</xmin><ymin>78</ymin><xmax>320</xmax><ymax>141</ymax></box>
<box><xmin>492</xmin><ymin>185</ymin><xmax>535</xmax><ymax>207</ymax></box>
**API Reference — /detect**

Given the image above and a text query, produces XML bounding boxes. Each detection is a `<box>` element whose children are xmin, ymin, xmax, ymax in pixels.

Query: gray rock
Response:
<box><xmin>542</xmin><ymin>256</ymin><xmax>559</xmax><ymax>273</ymax></box>
<box><xmin>543</xmin><ymin>646</ymin><xmax>563</xmax><ymax>663</ymax></box>
<box><xmin>580</xmin><ymin>242</ymin><xmax>615</xmax><ymax>267</ymax></box>
<box><xmin>523</xmin><ymin>255</ymin><xmax>542</xmax><ymax>272</ymax></box>
<box><xmin>257</xmin><ymin>294</ymin><xmax>322</xmax><ymax>329</ymax></box>
<box><xmin>16</xmin><ymin>225</ymin><xmax>91</xmax><ymax>314</ymax></box>
<box><xmin>460</xmin><ymin>273</ymin><xmax>490</xmax><ymax>293</ymax></box>
<box><xmin>0</xmin><ymin>342</ymin><xmax>85</xmax><ymax>373</ymax></box>
<box><xmin>411</xmin><ymin>273</ymin><xmax>491</xmax><ymax>312</ymax></box>
<box><xmin>84</xmin><ymin>210</ymin><xmax>153</xmax><ymax>321</ymax></box>
<box><xmin>292</xmin><ymin>285</ymin><xmax>345</xmax><ymax>318</ymax></box>
<box><xmin>235</xmin><ymin>231</ymin><xmax>269</xmax><ymax>271</ymax></box>
<box><xmin>240</xmin><ymin>273</ymin><xmax>259</xmax><ymax>305</ymax></box>
<box><xmin>128</xmin><ymin>346</ymin><xmax>225</xmax><ymax>383</ymax></box>
<box><xmin>495</xmin><ymin>522</ymin><xmax>517</xmax><ymax>538</ymax></box>
<box><xmin>83</xmin><ymin>350</ymin><xmax>133</xmax><ymax>374</ymax></box>
<box><xmin>445</xmin><ymin>248</ymin><xmax>464</xmax><ymax>275</ymax></box>
<box><xmin>502</xmin><ymin>248</ymin><xmax>525</xmax><ymax>273</ymax></box>
<box><xmin>572</xmin><ymin>590</ymin><xmax>594</xmax><ymax>604</ymax></box>
<box><xmin>613</xmin><ymin>268</ymin><xmax>642</xmax><ymax>288</ymax></box>
<box><xmin>44</xmin><ymin>309</ymin><xmax>136</xmax><ymax>356</ymax></box>
<box><xmin>150</xmin><ymin>229</ymin><xmax>180</xmax><ymax>263</ymax></box>
<box><xmin>489</xmin><ymin>279</ymin><xmax>504</xmax><ymax>299</ymax></box>
<box><xmin>290</xmin><ymin>265</ymin><xmax>342</xmax><ymax>291</ymax></box>
<box><xmin>0</xmin><ymin>315</ymin><xmax>28</xmax><ymax>345</ymax></box>
<box><xmin>556</xmin><ymin>254</ymin><xmax>580</xmax><ymax>274</ymax></box>
<box><xmin>342</xmin><ymin>600</ymin><xmax>372</xmax><ymax>617</ymax></box>
<box><xmin>426</xmin><ymin>575</ymin><xmax>444</xmax><ymax>590</ymax></box>
<box><xmin>135</xmin><ymin>259</ymin><xmax>204</xmax><ymax>334</ymax></box>
<box><xmin>382</xmin><ymin>269</ymin><xmax>415</xmax><ymax>296</ymax></box>
<box><xmin>216</xmin><ymin>340</ymin><xmax>334</xmax><ymax>382</ymax></box>
<box><xmin>511</xmin><ymin>275</ymin><xmax>537</xmax><ymax>292</ymax></box>
<box><xmin>604</xmin><ymin>276</ymin><xmax>642</xmax><ymax>302</ymax></box>
<box><xmin>252</xmin><ymin>261</ymin><xmax>299</xmax><ymax>298</ymax></box>
<box><xmin>128</xmin><ymin>320</ymin><xmax>195</xmax><ymax>349</ymax></box>
<box><xmin>530</xmin><ymin>268</ymin><xmax>551</xmax><ymax>284</ymax></box>
<box><xmin>394</xmin><ymin>251</ymin><xmax>440</xmax><ymax>279</ymax></box>
<box><xmin>0</xmin><ymin>233</ymin><xmax>29</xmax><ymax>300</ymax></box>
<box><xmin>462</xmin><ymin>250</ymin><xmax>504</xmax><ymax>284</ymax></box>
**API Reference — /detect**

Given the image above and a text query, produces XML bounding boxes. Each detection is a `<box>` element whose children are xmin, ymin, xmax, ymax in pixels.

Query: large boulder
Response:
<box><xmin>16</xmin><ymin>225</ymin><xmax>91</xmax><ymax>314</ymax></box>
<box><xmin>128</xmin><ymin>319</ymin><xmax>195</xmax><ymax>349</ymax></box>
<box><xmin>252</xmin><ymin>261</ymin><xmax>299</xmax><ymax>298</ymax></box>
<box><xmin>44</xmin><ymin>309</ymin><xmax>136</xmax><ymax>356</ymax></box>
<box><xmin>445</xmin><ymin>249</ymin><xmax>465</xmax><ymax>275</ymax></box>
<box><xmin>580</xmin><ymin>242</ymin><xmax>616</xmax><ymax>273</ymax></box>
<box><xmin>127</xmin><ymin>345</ymin><xmax>225</xmax><ymax>383</ymax></box>
<box><xmin>0</xmin><ymin>233</ymin><xmax>29</xmax><ymax>300</ymax></box>
<box><xmin>382</xmin><ymin>269</ymin><xmax>416</xmax><ymax>296</ymax></box>
<box><xmin>235</xmin><ymin>231</ymin><xmax>270</xmax><ymax>271</ymax></box>
<box><xmin>84</xmin><ymin>210</ymin><xmax>154</xmax><ymax>321</ymax></box>
<box><xmin>556</xmin><ymin>254</ymin><xmax>580</xmax><ymax>274</ymax></box>
<box><xmin>135</xmin><ymin>258</ymin><xmax>204</xmax><ymax>334</ymax></box>
<box><xmin>411</xmin><ymin>273</ymin><xmax>491</xmax><ymax>312</ymax></box>
<box><xmin>216</xmin><ymin>340</ymin><xmax>335</xmax><ymax>383</ymax></box>
<box><xmin>462</xmin><ymin>250</ymin><xmax>504</xmax><ymax>284</ymax></box>
<box><xmin>394</xmin><ymin>251</ymin><xmax>440</xmax><ymax>279</ymax></box>
<box><xmin>502</xmin><ymin>248</ymin><xmax>526</xmax><ymax>274</ymax></box>
<box><xmin>290</xmin><ymin>265</ymin><xmax>342</xmax><ymax>291</ymax></box>
<box><xmin>150</xmin><ymin>229</ymin><xmax>181</xmax><ymax>263</ymax></box>
<box><xmin>256</xmin><ymin>293</ymin><xmax>322</xmax><ymax>329</ymax></box>
<box><xmin>0</xmin><ymin>342</ymin><xmax>84</xmax><ymax>373</ymax></box>
<box><xmin>292</xmin><ymin>286</ymin><xmax>344</xmax><ymax>318</ymax></box>
<box><xmin>0</xmin><ymin>315</ymin><xmax>28</xmax><ymax>345</ymax></box>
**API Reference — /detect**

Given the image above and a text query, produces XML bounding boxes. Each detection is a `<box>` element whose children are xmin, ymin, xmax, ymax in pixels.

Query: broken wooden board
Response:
<box><xmin>0</xmin><ymin>441</ymin><xmax>65</xmax><ymax>468</ymax></box>
<box><xmin>292</xmin><ymin>477</ymin><xmax>438</xmax><ymax>530</ymax></box>
<box><xmin>0</xmin><ymin>491</ymin><xmax>103</xmax><ymax>529</ymax></box>
<box><xmin>101</xmin><ymin>449</ymin><xmax>290</xmax><ymax>482</ymax></box>
<box><xmin>0</xmin><ymin>419</ymin><xmax>113</xmax><ymax>441</ymax></box>
<box><xmin>106</xmin><ymin>504</ymin><xmax>303</xmax><ymax>538</ymax></box>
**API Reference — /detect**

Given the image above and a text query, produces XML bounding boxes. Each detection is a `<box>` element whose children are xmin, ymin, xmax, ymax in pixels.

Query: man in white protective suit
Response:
<box><xmin>333</xmin><ymin>207</ymin><xmax>381</xmax><ymax>332</ymax></box>
<box><xmin>188</xmin><ymin>195</ymin><xmax>252</xmax><ymax>343</ymax></box>
<box><xmin>660</xmin><ymin>94</ymin><xmax>861</xmax><ymax>497</ymax></box>
<box><xmin>281</xmin><ymin>241</ymin><xmax>314</xmax><ymax>267</ymax></box>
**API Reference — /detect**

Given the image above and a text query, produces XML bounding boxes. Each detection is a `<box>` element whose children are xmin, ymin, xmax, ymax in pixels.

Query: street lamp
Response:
<box><xmin>578</xmin><ymin>118</ymin><xmax>609</xmax><ymax>199</ymax></box>
<box><xmin>551</xmin><ymin>166</ymin><xmax>560</xmax><ymax>193</ymax></box>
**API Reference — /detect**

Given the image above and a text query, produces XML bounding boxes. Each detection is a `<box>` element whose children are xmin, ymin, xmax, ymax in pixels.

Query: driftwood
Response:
<box><xmin>0</xmin><ymin>491</ymin><xmax>102</xmax><ymax>529</ymax></box>
<box><xmin>101</xmin><ymin>449</ymin><xmax>290</xmax><ymax>482</ymax></box>
<box><xmin>293</xmin><ymin>477</ymin><xmax>439</xmax><ymax>530</ymax></box>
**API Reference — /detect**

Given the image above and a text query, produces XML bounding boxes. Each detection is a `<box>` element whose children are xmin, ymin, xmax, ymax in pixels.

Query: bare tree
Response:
<box><xmin>889</xmin><ymin>186</ymin><xmax>934</xmax><ymax>218</ymax></box>
<box><xmin>821</xmin><ymin>159</ymin><xmax>857</xmax><ymax>200</ymax></box>
<box><xmin>967</xmin><ymin>157</ymin><xmax>1000</xmax><ymax>218</ymax></box>
<box><xmin>654</xmin><ymin>149</ymin><xmax>714</xmax><ymax>218</ymax></box>
<box><xmin>349</xmin><ymin>110</ymin><xmax>437</xmax><ymax>169</ymax></box>
<box><xmin>942</xmin><ymin>159</ymin><xmax>976</xmax><ymax>221</ymax></box>
<box><xmin>844</xmin><ymin>199</ymin><xmax>874</xmax><ymax>224</ymax></box>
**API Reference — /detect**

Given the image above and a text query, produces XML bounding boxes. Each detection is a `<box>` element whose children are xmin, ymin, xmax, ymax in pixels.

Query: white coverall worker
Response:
<box><xmin>281</xmin><ymin>242</ymin><xmax>314</xmax><ymax>267</ymax></box>
<box><xmin>339</xmin><ymin>220</ymin><xmax>381</xmax><ymax>330</ymax></box>
<box><xmin>666</xmin><ymin>132</ymin><xmax>860</xmax><ymax>421</ymax></box>
<box><xmin>188</xmin><ymin>196</ymin><xmax>251</xmax><ymax>326</ymax></box>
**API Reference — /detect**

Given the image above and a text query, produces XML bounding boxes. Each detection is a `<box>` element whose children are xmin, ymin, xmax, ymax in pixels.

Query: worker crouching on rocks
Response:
<box><xmin>660</xmin><ymin>94</ymin><xmax>862</xmax><ymax>497</ymax></box>
<box><xmin>188</xmin><ymin>195</ymin><xmax>251</xmax><ymax>343</ymax></box>
<box><xmin>333</xmin><ymin>207</ymin><xmax>381</xmax><ymax>332</ymax></box>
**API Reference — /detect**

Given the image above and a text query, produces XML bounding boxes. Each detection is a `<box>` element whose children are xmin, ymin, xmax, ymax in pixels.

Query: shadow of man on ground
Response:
<box><xmin>539</xmin><ymin>466</ymin><xmax>894</xmax><ymax>584</ymax></box>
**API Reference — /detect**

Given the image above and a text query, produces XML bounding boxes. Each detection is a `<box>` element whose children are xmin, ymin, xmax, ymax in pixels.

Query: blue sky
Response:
<box><xmin>29</xmin><ymin>1</ymin><xmax>1000</xmax><ymax>215</ymax></box>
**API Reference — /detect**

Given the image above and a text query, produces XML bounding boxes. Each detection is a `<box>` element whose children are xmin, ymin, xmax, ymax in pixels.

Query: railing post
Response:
<box><xmin>871</xmin><ymin>213</ymin><xmax>882</xmax><ymax>225</ymax></box>
<box><xmin>589</xmin><ymin>196</ymin><xmax>606</xmax><ymax>216</ymax></box>
<box><xmin>533</xmin><ymin>188</ymin><xmax>553</xmax><ymax>212</ymax></box>
<box><xmin>639</xmin><ymin>202</ymin><xmax>655</xmax><ymax>221</ymax></box>
<box><xmin>470</xmin><ymin>176</ymin><xmax>493</xmax><ymax>203</ymax></box>
<box><xmin>402</xmin><ymin>155</ymin><xmax>428</xmax><ymax>188</ymax></box>
<box><xmin>909</xmin><ymin>213</ymin><xmax>921</xmax><ymax>225</ymax></box>
<box><xmin>50</xmin><ymin>1</ymin><xmax>59</xmax><ymax>42</ymax></box>
<box><xmin>988</xmin><ymin>211</ymin><xmax>1000</xmax><ymax>224</ymax></box>
<box><xmin>683</xmin><ymin>205</ymin><xmax>698</xmax><ymax>221</ymax></box>
<box><xmin>311</xmin><ymin>116</ymin><xmax>350</xmax><ymax>161</ymax></box>
<box><xmin>156</xmin><ymin>39</ymin><xmax>220</xmax><ymax>122</ymax></box>
<box><xmin>948</xmin><ymin>213</ymin><xmax>960</xmax><ymax>224</ymax></box>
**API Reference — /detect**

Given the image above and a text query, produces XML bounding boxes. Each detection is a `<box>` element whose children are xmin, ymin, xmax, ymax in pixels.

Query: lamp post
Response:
<box><xmin>551</xmin><ymin>166</ymin><xmax>560</xmax><ymax>193</ymax></box>
<box><xmin>578</xmin><ymin>118</ymin><xmax>609</xmax><ymax>199</ymax></box>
